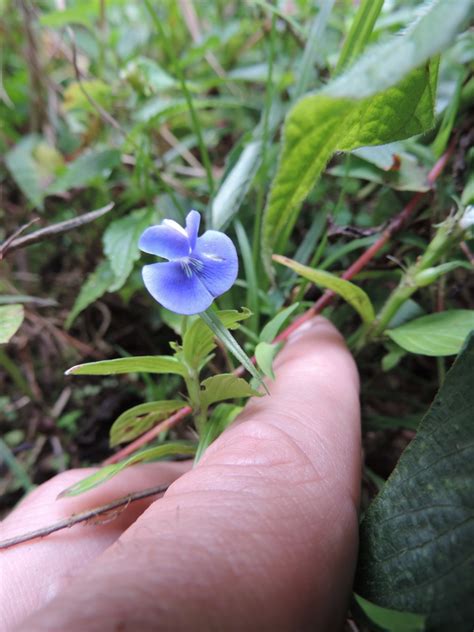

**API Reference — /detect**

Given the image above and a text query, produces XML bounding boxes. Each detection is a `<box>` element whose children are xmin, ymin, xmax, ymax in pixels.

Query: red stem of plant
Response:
<box><xmin>104</xmin><ymin>144</ymin><xmax>454</xmax><ymax>465</ymax></box>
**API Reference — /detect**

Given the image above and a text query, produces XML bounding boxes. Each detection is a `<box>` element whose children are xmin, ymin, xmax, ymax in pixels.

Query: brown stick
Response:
<box><xmin>0</xmin><ymin>204</ymin><xmax>114</xmax><ymax>259</ymax></box>
<box><xmin>105</xmin><ymin>144</ymin><xmax>454</xmax><ymax>465</ymax></box>
<box><xmin>0</xmin><ymin>483</ymin><xmax>170</xmax><ymax>550</ymax></box>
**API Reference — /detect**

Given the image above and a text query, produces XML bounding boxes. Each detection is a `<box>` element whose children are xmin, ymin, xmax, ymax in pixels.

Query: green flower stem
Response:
<box><xmin>362</xmin><ymin>213</ymin><xmax>465</xmax><ymax>344</ymax></box>
<box><xmin>183</xmin><ymin>368</ymin><xmax>207</xmax><ymax>435</ymax></box>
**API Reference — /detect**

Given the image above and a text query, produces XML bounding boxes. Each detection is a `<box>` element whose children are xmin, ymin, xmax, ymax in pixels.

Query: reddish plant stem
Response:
<box><xmin>105</xmin><ymin>145</ymin><xmax>454</xmax><ymax>465</ymax></box>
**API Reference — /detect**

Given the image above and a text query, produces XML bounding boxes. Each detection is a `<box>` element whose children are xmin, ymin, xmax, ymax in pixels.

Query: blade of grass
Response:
<box><xmin>234</xmin><ymin>220</ymin><xmax>260</xmax><ymax>333</ymax></box>
<box><xmin>335</xmin><ymin>0</ymin><xmax>385</xmax><ymax>74</ymax></box>
<box><xmin>294</xmin><ymin>0</ymin><xmax>336</xmax><ymax>99</ymax></box>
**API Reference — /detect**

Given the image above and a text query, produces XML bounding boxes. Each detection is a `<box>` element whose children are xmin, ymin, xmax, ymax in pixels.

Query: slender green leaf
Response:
<box><xmin>387</xmin><ymin>310</ymin><xmax>474</xmax><ymax>356</ymax></box>
<box><xmin>273</xmin><ymin>255</ymin><xmax>375</xmax><ymax>324</ymax></box>
<box><xmin>103</xmin><ymin>208</ymin><xmax>153</xmax><ymax>291</ymax></box>
<box><xmin>356</xmin><ymin>334</ymin><xmax>474</xmax><ymax>630</ymax></box>
<box><xmin>259</xmin><ymin>303</ymin><xmax>300</xmax><ymax>343</ymax></box>
<box><xmin>110</xmin><ymin>400</ymin><xmax>186</xmax><ymax>446</ymax></box>
<box><xmin>212</xmin><ymin>140</ymin><xmax>262</xmax><ymax>230</ymax></box>
<box><xmin>66</xmin><ymin>355</ymin><xmax>187</xmax><ymax>377</ymax></box>
<box><xmin>59</xmin><ymin>442</ymin><xmax>196</xmax><ymax>497</ymax></box>
<box><xmin>263</xmin><ymin>0</ymin><xmax>472</xmax><ymax>266</ymax></box>
<box><xmin>336</xmin><ymin>0</ymin><xmax>385</xmax><ymax>73</ymax></box>
<box><xmin>255</xmin><ymin>341</ymin><xmax>281</xmax><ymax>379</ymax></box>
<box><xmin>200</xmin><ymin>309</ymin><xmax>265</xmax><ymax>387</ymax></box>
<box><xmin>65</xmin><ymin>260</ymin><xmax>115</xmax><ymax>329</ymax></box>
<box><xmin>201</xmin><ymin>374</ymin><xmax>260</xmax><ymax>408</ymax></box>
<box><xmin>0</xmin><ymin>304</ymin><xmax>24</xmax><ymax>344</ymax></box>
<box><xmin>354</xmin><ymin>594</ymin><xmax>425</xmax><ymax>632</ymax></box>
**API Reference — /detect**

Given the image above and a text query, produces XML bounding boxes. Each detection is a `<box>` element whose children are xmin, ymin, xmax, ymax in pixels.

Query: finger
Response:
<box><xmin>0</xmin><ymin>462</ymin><xmax>189</xmax><ymax>631</ymax></box>
<box><xmin>23</xmin><ymin>317</ymin><xmax>361</xmax><ymax>632</ymax></box>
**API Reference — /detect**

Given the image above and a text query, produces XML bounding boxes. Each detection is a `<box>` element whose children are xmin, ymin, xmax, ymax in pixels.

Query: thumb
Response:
<box><xmin>22</xmin><ymin>317</ymin><xmax>361</xmax><ymax>632</ymax></box>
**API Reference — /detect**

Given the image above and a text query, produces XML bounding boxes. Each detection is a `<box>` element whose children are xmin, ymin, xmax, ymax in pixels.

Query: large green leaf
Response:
<box><xmin>109</xmin><ymin>400</ymin><xmax>186</xmax><ymax>446</ymax></box>
<box><xmin>262</xmin><ymin>0</ymin><xmax>471</xmax><ymax>264</ymax></box>
<box><xmin>66</xmin><ymin>355</ymin><xmax>187</xmax><ymax>377</ymax></box>
<box><xmin>356</xmin><ymin>334</ymin><xmax>474</xmax><ymax>630</ymax></box>
<box><xmin>103</xmin><ymin>208</ymin><xmax>153</xmax><ymax>291</ymax></box>
<box><xmin>387</xmin><ymin>310</ymin><xmax>474</xmax><ymax>356</ymax></box>
<box><xmin>59</xmin><ymin>442</ymin><xmax>196</xmax><ymax>497</ymax></box>
<box><xmin>273</xmin><ymin>255</ymin><xmax>375</xmax><ymax>324</ymax></box>
<box><xmin>0</xmin><ymin>304</ymin><xmax>24</xmax><ymax>344</ymax></box>
<box><xmin>200</xmin><ymin>374</ymin><xmax>260</xmax><ymax>408</ymax></box>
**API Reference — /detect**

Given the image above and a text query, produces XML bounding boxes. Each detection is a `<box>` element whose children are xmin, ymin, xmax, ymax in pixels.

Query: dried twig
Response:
<box><xmin>0</xmin><ymin>482</ymin><xmax>170</xmax><ymax>550</ymax></box>
<box><xmin>0</xmin><ymin>203</ymin><xmax>114</xmax><ymax>258</ymax></box>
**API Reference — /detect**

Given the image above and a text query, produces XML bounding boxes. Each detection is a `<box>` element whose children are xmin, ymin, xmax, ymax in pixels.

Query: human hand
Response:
<box><xmin>0</xmin><ymin>317</ymin><xmax>361</xmax><ymax>631</ymax></box>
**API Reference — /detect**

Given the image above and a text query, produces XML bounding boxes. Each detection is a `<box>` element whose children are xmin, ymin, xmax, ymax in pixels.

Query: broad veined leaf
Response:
<box><xmin>65</xmin><ymin>260</ymin><xmax>115</xmax><ymax>328</ymax></box>
<box><xmin>273</xmin><ymin>255</ymin><xmax>375</xmax><ymax>324</ymax></box>
<box><xmin>0</xmin><ymin>304</ymin><xmax>24</xmax><ymax>344</ymax></box>
<box><xmin>386</xmin><ymin>310</ymin><xmax>474</xmax><ymax>356</ymax></box>
<box><xmin>200</xmin><ymin>374</ymin><xmax>260</xmax><ymax>408</ymax></box>
<box><xmin>66</xmin><ymin>355</ymin><xmax>187</xmax><ymax>377</ymax></box>
<box><xmin>181</xmin><ymin>308</ymin><xmax>251</xmax><ymax>370</ymax></box>
<box><xmin>59</xmin><ymin>441</ymin><xmax>196</xmax><ymax>497</ymax></box>
<box><xmin>109</xmin><ymin>400</ymin><xmax>186</xmax><ymax>446</ymax></box>
<box><xmin>262</xmin><ymin>0</ymin><xmax>472</xmax><ymax>266</ymax></box>
<box><xmin>103</xmin><ymin>208</ymin><xmax>153</xmax><ymax>291</ymax></box>
<box><xmin>356</xmin><ymin>333</ymin><xmax>474</xmax><ymax>630</ymax></box>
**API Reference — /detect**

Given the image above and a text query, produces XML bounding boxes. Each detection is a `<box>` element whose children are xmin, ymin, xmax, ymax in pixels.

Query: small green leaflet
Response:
<box><xmin>109</xmin><ymin>400</ymin><xmax>186</xmax><ymax>446</ymax></box>
<box><xmin>194</xmin><ymin>404</ymin><xmax>242</xmax><ymax>464</ymax></box>
<box><xmin>59</xmin><ymin>442</ymin><xmax>196</xmax><ymax>497</ymax></box>
<box><xmin>181</xmin><ymin>308</ymin><xmax>251</xmax><ymax>370</ymax></box>
<box><xmin>66</xmin><ymin>355</ymin><xmax>187</xmax><ymax>377</ymax></box>
<box><xmin>273</xmin><ymin>255</ymin><xmax>375</xmax><ymax>324</ymax></box>
<box><xmin>387</xmin><ymin>310</ymin><xmax>474</xmax><ymax>356</ymax></box>
<box><xmin>200</xmin><ymin>374</ymin><xmax>260</xmax><ymax>408</ymax></box>
<box><xmin>353</xmin><ymin>594</ymin><xmax>425</xmax><ymax>632</ymax></box>
<box><xmin>0</xmin><ymin>304</ymin><xmax>24</xmax><ymax>344</ymax></box>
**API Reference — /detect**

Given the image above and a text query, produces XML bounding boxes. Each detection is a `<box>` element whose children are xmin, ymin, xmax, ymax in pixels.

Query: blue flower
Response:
<box><xmin>139</xmin><ymin>210</ymin><xmax>238</xmax><ymax>315</ymax></box>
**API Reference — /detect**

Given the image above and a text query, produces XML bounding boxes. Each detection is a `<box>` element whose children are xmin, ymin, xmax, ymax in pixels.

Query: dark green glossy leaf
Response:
<box><xmin>356</xmin><ymin>334</ymin><xmax>474</xmax><ymax>630</ymax></box>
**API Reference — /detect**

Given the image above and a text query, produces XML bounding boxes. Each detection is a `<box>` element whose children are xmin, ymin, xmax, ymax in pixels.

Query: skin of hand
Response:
<box><xmin>0</xmin><ymin>317</ymin><xmax>361</xmax><ymax>631</ymax></box>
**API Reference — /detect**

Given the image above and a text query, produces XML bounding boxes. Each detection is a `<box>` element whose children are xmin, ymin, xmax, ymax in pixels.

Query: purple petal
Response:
<box><xmin>139</xmin><ymin>225</ymin><xmax>190</xmax><ymax>260</ymax></box>
<box><xmin>185</xmin><ymin>210</ymin><xmax>201</xmax><ymax>250</ymax></box>
<box><xmin>193</xmin><ymin>230</ymin><xmax>238</xmax><ymax>298</ymax></box>
<box><xmin>142</xmin><ymin>262</ymin><xmax>214</xmax><ymax>315</ymax></box>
